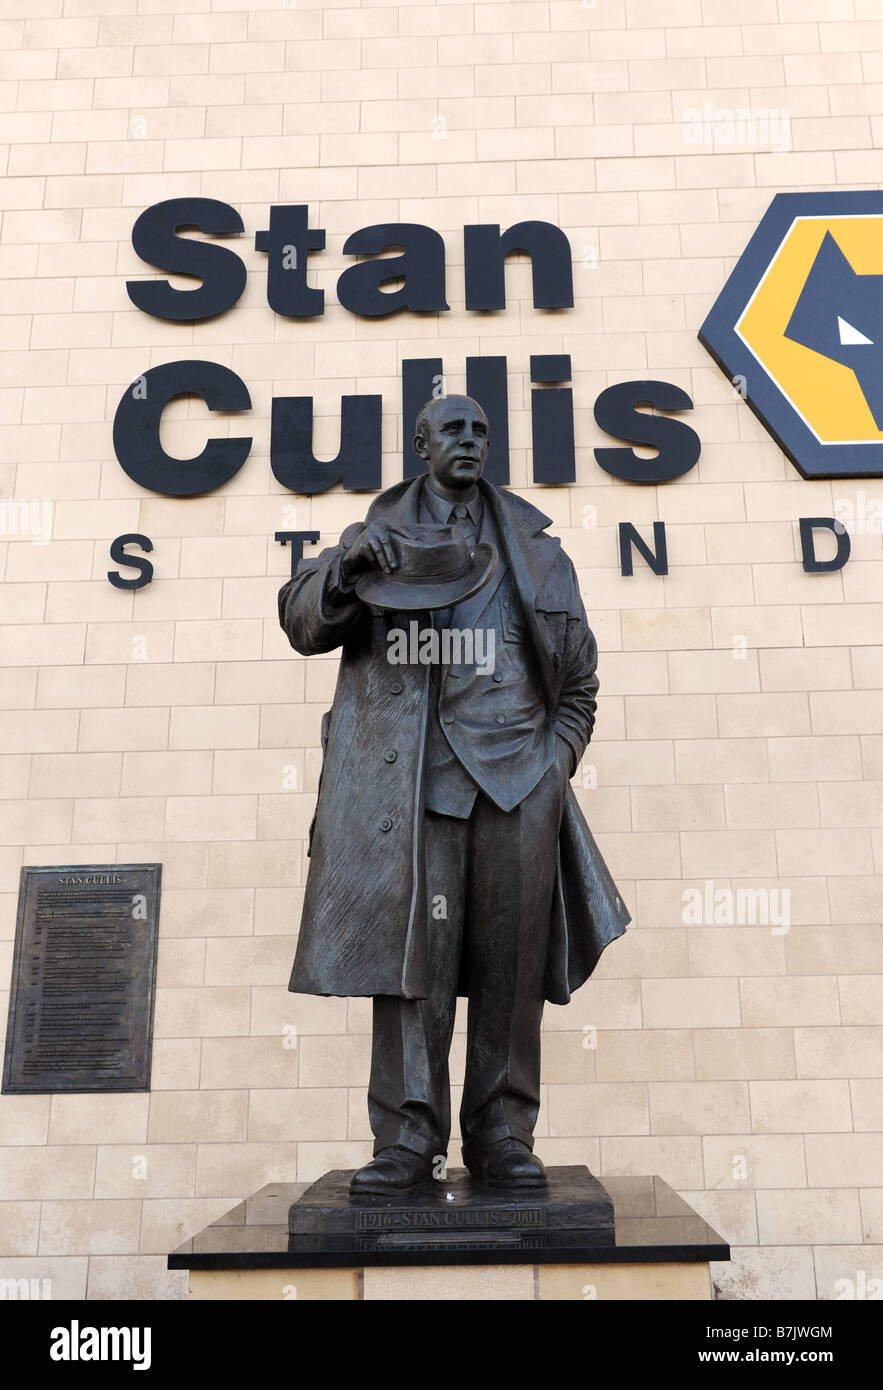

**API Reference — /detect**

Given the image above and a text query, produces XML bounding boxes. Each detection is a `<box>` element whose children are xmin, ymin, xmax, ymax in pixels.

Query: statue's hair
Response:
<box><xmin>414</xmin><ymin>394</ymin><xmax>487</xmax><ymax>443</ymax></box>
<box><xmin>414</xmin><ymin>400</ymin><xmax>435</xmax><ymax>445</ymax></box>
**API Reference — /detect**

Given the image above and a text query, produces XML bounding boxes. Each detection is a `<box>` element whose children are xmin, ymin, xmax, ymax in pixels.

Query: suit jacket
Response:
<box><xmin>421</xmin><ymin>492</ymin><xmax>557</xmax><ymax>816</ymax></box>
<box><xmin>278</xmin><ymin>474</ymin><xmax>630</xmax><ymax>1003</ymax></box>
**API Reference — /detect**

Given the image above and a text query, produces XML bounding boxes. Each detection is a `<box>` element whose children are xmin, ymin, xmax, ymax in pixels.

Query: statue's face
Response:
<box><xmin>415</xmin><ymin>396</ymin><xmax>489</xmax><ymax>493</ymax></box>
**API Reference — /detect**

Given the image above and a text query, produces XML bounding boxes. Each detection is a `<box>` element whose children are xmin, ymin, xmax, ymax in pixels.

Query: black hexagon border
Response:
<box><xmin>698</xmin><ymin>190</ymin><xmax>883</xmax><ymax>480</ymax></box>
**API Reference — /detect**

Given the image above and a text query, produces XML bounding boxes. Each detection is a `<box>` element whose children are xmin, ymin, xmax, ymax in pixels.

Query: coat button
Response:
<box><xmin>443</xmin><ymin>714</ymin><xmax>454</xmax><ymax>725</ymax></box>
<box><xmin>492</xmin><ymin>673</ymin><xmax>503</xmax><ymax>683</ymax></box>
<box><xmin>379</xmin><ymin>817</ymin><xmax>393</xmax><ymax>832</ymax></box>
<box><xmin>390</xmin><ymin>682</ymin><xmax>402</xmax><ymax>694</ymax></box>
<box><xmin>384</xmin><ymin>750</ymin><xmax>397</xmax><ymax>763</ymax></box>
<box><xmin>495</xmin><ymin>714</ymin><xmax>505</xmax><ymax>725</ymax></box>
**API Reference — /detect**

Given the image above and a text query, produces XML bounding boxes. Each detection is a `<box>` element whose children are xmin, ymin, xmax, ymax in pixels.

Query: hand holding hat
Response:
<box><xmin>340</xmin><ymin>519</ymin><xmax>400</xmax><ymax>588</ymax></box>
<box><xmin>343</xmin><ymin>519</ymin><xmax>497</xmax><ymax>612</ymax></box>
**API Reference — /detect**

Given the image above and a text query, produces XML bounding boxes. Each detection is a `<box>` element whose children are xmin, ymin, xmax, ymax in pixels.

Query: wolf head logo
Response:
<box><xmin>784</xmin><ymin>231</ymin><xmax>883</xmax><ymax>429</ymax></box>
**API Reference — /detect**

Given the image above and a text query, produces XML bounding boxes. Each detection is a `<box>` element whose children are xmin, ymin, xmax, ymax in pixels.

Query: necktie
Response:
<box><xmin>450</xmin><ymin>502</ymin><xmax>478</xmax><ymax>551</ymax></box>
<box><xmin>434</xmin><ymin>505</ymin><xmax>477</xmax><ymax>630</ymax></box>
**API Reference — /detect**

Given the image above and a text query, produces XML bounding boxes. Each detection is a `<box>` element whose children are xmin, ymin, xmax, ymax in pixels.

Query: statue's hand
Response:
<box><xmin>340</xmin><ymin>520</ymin><xmax>399</xmax><ymax>586</ymax></box>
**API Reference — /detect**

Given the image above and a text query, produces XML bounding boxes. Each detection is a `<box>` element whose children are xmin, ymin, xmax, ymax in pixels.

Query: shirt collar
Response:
<box><xmin>423</xmin><ymin>479</ymin><xmax>482</xmax><ymax>527</ymax></box>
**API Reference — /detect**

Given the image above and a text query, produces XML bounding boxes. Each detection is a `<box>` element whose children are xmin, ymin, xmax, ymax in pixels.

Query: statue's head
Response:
<box><xmin>414</xmin><ymin>394</ymin><xmax>489</xmax><ymax>494</ymax></box>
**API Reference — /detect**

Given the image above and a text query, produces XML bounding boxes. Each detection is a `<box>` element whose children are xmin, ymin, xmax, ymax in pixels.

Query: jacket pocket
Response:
<box><xmin>537</xmin><ymin>609</ymin><xmax>567</xmax><ymax>673</ymax></box>
<box><xmin>307</xmin><ymin>709</ymin><xmax>332</xmax><ymax>857</ymax></box>
<box><xmin>501</xmin><ymin>593</ymin><xmax>525</xmax><ymax>643</ymax></box>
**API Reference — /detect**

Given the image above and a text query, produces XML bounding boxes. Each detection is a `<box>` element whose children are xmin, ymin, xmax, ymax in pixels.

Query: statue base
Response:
<box><xmin>289</xmin><ymin>1165</ymin><xmax>614</xmax><ymax>1256</ymax></box>
<box><xmin>169</xmin><ymin>1172</ymin><xmax>729</xmax><ymax>1298</ymax></box>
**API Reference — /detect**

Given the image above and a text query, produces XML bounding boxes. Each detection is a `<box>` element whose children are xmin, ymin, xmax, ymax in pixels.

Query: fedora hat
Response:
<box><xmin>355</xmin><ymin>523</ymin><xmax>497</xmax><ymax>612</ymax></box>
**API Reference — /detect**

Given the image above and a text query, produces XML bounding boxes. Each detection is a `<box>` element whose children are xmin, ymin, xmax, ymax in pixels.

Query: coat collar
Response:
<box><xmin>420</xmin><ymin>479</ymin><xmax>483</xmax><ymax>529</ymax></box>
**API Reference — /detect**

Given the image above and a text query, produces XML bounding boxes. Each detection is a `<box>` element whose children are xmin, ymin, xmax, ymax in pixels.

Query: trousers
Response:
<box><xmin>367</xmin><ymin>755</ymin><xmax>566</xmax><ymax>1161</ymax></box>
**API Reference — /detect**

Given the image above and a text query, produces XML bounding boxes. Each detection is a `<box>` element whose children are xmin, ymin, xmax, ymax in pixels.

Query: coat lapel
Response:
<box><xmin>445</xmin><ymin>539</ymin><xmax>506</xmax><ymax>632</ymax></box>
<box><xmin>479</xmin><ymin>480</ymin><xmax>564</xmax><ymax>708</ymax></box>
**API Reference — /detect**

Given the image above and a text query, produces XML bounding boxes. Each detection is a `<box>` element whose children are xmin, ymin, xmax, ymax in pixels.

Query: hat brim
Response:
<box><xmin>355</xmin><ymin>542</ymin><xmax>498</xmax><ymax>612</ymax></box>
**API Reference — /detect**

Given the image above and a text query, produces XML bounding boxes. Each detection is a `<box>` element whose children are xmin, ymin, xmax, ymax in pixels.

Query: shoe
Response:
<box><xmin>465</xmin><ymin>1137</ymin><xmax>547</xmax><ymax>1188</ymax></box>
<box><xmin>349</xmin><ymin>1145</ymin><xmax>434</xmax><ymax>1195</ymax></box>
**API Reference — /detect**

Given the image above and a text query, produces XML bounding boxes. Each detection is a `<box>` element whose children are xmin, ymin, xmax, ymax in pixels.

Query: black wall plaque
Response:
<box><xmin>2</xmin><ymin>864</ymin><xmax>161</xmax><ymax>1094</ymax></box>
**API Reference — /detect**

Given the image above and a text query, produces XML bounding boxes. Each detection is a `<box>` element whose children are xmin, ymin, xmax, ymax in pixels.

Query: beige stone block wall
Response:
<box><xmin>0</xmin><ymin>1</ymin><xmax>881</xmax><ymax>1302</ymax></box>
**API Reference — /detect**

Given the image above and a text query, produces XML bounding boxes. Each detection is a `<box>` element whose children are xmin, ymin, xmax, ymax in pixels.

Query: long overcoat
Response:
<box><xmin>278</xmin><ymin>474</ymin><xmax>630</xmax><ymax>1005</ymax></box>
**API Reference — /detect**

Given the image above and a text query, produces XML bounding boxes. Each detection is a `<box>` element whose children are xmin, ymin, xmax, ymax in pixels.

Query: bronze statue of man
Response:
<box><xmin>278</xmin><ymin>394</ymin><xmax>629</xmax><ymax>1194</ymax></box>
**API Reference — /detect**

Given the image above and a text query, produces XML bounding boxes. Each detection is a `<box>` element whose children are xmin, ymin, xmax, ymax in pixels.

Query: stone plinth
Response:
<box><xmin>169</xmin><ymin>1173</ymin><xmax>729</xmax><ymax>1301</ymax></box>
<box><xmin>289</xmin><ymin>1165</ymin><xmax>615</xmax><ymax>1256</ymax></box>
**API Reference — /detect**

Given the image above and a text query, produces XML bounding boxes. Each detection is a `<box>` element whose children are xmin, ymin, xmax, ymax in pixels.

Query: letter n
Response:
<box><xmin>619</xmin><ymin>521</ymin><xmax>668</xmax><ymax>576</ymax></box>
<box><xmin>464</xmin><ymin>222</ymin><xmax>573</xmax><ymax>309</ymax></box>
